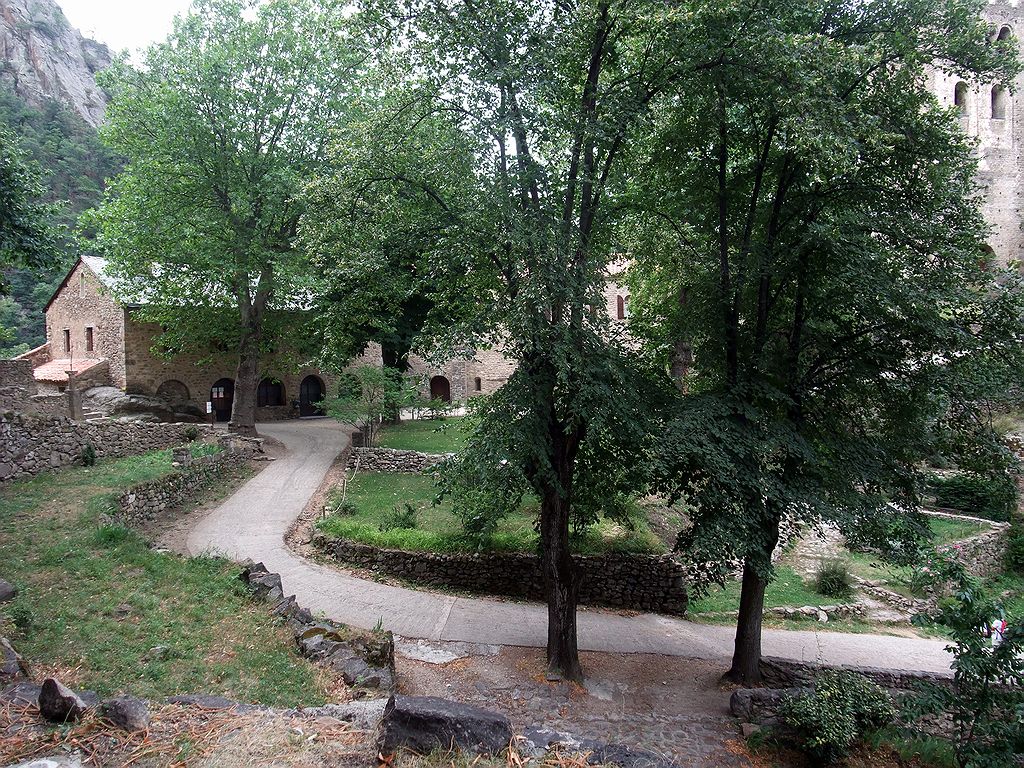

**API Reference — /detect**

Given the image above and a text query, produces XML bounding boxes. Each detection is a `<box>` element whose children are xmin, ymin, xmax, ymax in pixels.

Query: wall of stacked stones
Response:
<box><xmin>115</xmin><ymin>450</ymin><xmax>249</xmax><ymax>527</ymax></box>
<box><xmin>0</xmin><ymin>412</ymin><xmax>211</xmax><ymax>483</ymax></box>
<box><xmin>347</xmin><ymin>447</ymin><xmax>448</xmax><ymax>474</ymax></box>
<box><xmin>317</xmin><ymin>536</ymin><xmax>689</xmax><ymax>615</ymax></box>
<box><xmin>937</xmin><ymin>526</ymin><xmax>1009</xmax><ymax>577</ymax></box>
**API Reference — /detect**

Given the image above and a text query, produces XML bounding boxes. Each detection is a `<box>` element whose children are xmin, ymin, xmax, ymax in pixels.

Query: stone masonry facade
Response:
<box><xmin>929</xmin><ymin>4</ymin><xmax>1024</xmax><ymax>268</ymax></box>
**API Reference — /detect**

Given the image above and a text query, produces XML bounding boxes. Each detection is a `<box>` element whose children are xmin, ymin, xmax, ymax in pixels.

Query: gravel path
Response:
<box><xmin>186</xmin><ymin>420</ymin><xmax>955</xmax><ymax>673</ymax></box>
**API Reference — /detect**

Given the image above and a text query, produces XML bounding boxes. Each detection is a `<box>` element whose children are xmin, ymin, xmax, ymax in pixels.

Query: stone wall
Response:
<box><xmin>0</xmin><ymin>412</ymin><xmax>213</xmax><ymax>483</ymax></box>
<box><xmin>15</xmin><ymin>343</ymin><xmax>51</xmax><ymax>369</ymax></box>
<box><xmin>316</xmin><ymin>536</ymin><xmax>689</xmax><ymax>615</ymax></box>
<box><xmin>937</xmin><ymin>526</ymin><xmax>1010</xmax><ymax>577</ymax></box>
<box><xmin>114</xmin><ymin>449</ymin><xmax>250</xmax><ymax>528</ymax></box>
<box><xmin>347</xmin><ymin>448</ymin><xmax>448</xmax><ymax>474</ymax></box>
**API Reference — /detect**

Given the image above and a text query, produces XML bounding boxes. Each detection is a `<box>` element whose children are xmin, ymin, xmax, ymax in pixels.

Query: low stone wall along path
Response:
<box><xmin>187</xmin><ymin>420</ymin><xmax>954</xmax><ymax>672</ymax></box>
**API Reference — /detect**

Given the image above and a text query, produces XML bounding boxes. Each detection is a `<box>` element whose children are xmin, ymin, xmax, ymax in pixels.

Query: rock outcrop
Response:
<box><xmin>0</xmin><ymin>0</ymin><xmax>111</xmax><ymax>127</ymax></box>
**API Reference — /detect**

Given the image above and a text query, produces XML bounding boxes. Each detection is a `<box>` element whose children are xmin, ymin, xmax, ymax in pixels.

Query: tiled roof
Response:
<box><xmin>32</xmin><ymin>358</ymin><xmax>106</xmax><ymax>384</ymax></box>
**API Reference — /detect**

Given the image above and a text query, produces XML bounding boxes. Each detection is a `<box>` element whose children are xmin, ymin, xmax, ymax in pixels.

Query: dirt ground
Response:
<box><xmin>395</xmin><ymin>642</ymin><xmax>754</xmax><ymax>768</ymax></box>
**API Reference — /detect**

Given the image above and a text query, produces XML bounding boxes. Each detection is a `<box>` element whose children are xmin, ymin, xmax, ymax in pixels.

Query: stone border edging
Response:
<box><xmin>315</xmin><ymin>535</ymin><xmax>689</xmax><ymax>616</ymax></box>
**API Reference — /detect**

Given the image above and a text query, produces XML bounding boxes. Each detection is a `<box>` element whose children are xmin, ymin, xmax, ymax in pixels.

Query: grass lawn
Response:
<box><xmin>319</xmin><ymin>472</ymin><xmax>664</xmax><ymax>555</ymax></box>
<box><xmin>687</xmin><ymin>565</ymin><xmax>854</xmax><ymax>616</ymax></box>
<box><xmin>0</xmin><ymin>451</ymin><xmax>329</xmax><ymax>708</ymax></box>
<box><xmin>377</xmin><ymin>418</ymin><xmax>468</xmax><ymax>454</ymax></box>
<box><xmin>928</xmin><ymin>516</ymin><xmax>988</xmax><ymax>544</ymax></box>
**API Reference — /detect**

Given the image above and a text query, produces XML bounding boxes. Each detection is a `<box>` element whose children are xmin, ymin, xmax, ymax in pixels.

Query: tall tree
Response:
<box><xmin>0</xmin><ymin>124</ymin><xmax>57</xmax><ymax>293</ymax></box>
<box><xmin>304</xmin><ymin>0</ymin><xmax>685</xmax><ymax>680</ymax></box>
<box><xmin>90</xmin><ymin>0</ymin><xmax>363</xmax><ymax>434</ymax></box>
<box><xmin>626</xmin><ymin>0</ymin><xmax>1024</xmax><ymax>684</ymax></box>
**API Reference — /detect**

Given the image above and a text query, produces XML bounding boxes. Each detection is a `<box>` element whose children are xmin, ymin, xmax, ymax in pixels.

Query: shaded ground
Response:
<box><xmin>397</xmin><ymin>643</ymin><xmax>755</xmax><ymax>768</ymax></box>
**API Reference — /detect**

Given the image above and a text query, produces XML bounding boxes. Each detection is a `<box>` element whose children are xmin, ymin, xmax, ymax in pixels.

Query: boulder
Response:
<box><xmin>248</xmin><ymin>572</ymin><xmax>283</xmax><ymax>602</ymax></box>
<box><xmin>331</xmin><ymin>655</ymin><xmax>394</xmax><ymax>690</ymax></box>
<box><xmin>1</xmin><ymin>681</ymin><xmax>42</xmax><ymax>707</ymax></box>
<box><xmin>38</xmin><ymin>678</ymin><xmax>88</xmax><ymax>723</ymax></box>
<box><xmin>101</xmin><ymin>695</ymin><xmax>151</xmax><ymax>731</ymax></box>
<box><xmin>0</xmin><ymin>578</ymin><xmax>16</xmax><ymax>603</ymax></box>
<box><xmin>729</xmin><ymin>687</ymin><xmax>802</xmax><ymax>726</ymax></box>
<box><xmin>82</xmin><ymin>387</ymin><xmax>203</xmax><ymax>424</ymax></box>
<box><xmin>378</xmin><ymin>696</ymin><xmax>513</xmax><ymax>756</ymax></box>
<box><xmin>4</xmin><ymin>756</ymin><xmax>84</xmax><ymax>768</ymax></box>
<box><xmin>1</xmin><ymin>637</ymin><xmax>28</xmax><ymax>681</ymax></box>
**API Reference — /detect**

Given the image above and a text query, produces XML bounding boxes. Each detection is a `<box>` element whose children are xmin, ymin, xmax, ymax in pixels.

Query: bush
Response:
<box><xmin>183</xmin><ymin>425</ymin><xmax>200</xmax><ymax>442</ymax></box>
<box><xmin>3</xmin><ymin>599</ymin><xmax>33</xmax><ymax>632</ymax></box>
<box><xmin>1006</xmin><ymin>515</ymin><xmax>1024</xmax><ymax>575</ymax></box>
<box><xmin>79</xmin><ymin>444</ymin><xmax>97</xmax><ymax>467</ymax></box>
<box><xmin>379</xmin><ymin>503</ymin><xmax>418</xmax><ymax>532</ymax></box>
<box><xmin>928</xmin><ymin>473</ymin><xmax>1017</xmax><ymax>522</ymax></box>
<box><xmin>815</xmin><ymin>559</ymin><xmax>854</xmax><ymax>599</ymax></box>
<box><xmin>782</xmin><ymin>669</ymin><xmax>896</xmax><ymax>764</ymax></box>
<box><xmin>331</xmin><ymin>500</ymin><xmax>358</xmax><ymax>517</ymax></box>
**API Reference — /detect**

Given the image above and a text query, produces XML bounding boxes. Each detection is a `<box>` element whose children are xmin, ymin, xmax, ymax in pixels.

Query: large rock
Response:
<box><xmin>521</xmin><ymin>727</ymin><xmax>681</xmax><ymax>768</ymax></box>
<box><xmin>1</xmin><ymin>681</ymin><xmax>42</xmax><ymax>707</ymax></box>
<box><xmin>0</xmin><ymin>579</ymin><xmax>16</xmax><ymax>603</ymax></box>
<box><xmin>38</xmin><ymin>678</ymin><xmax>88</xmax><ymax>723</ymax></box>
<box><xmin>379</xmin><ymin>696</ymin><xmax>513</xmax><ymax>756</ymax></box>
<box><xmin>82</xmin><ymin>387</ymin><xmax>204</xmax><ymax>424</ymax></box>
<box><xmin>729</xmin><ymin>687</ymin><xmax>802</xmax><ymax>726</ymax></box>
<box><xmin>3</xmin><ymin>756</ymin><xmax>84</xmax><ymax>768</ymax></box>
<box><xmin>100</xmin><ymin>695</ymin><xmax>150</xmax><ymax>731</ymax></box>
<box><xmin>0</xmin><ymin>637</ymin><xmax>28</xmax><ymax>681</ymax></box>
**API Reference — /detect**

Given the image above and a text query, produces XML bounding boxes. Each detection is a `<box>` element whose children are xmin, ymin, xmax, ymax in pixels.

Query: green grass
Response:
<box><xmin>0</xmin><ymin>451</ymin><xmax>328</xmax><ymax>708</ymax></box>
<box><xmin>377</xmin><ymin>418</ymin><xmax>468</xmax><ymax>454</ymax></box>
<box><xmin>688</xmin><ymin>565</ymin><xmax>854</xmax><ymax>616</ymax></box>
<box><xmin>319</xmin><ymin>472</ymin><xmax>664</xmax><ymax>555</ymax></box>
<box><xmin>928</xmin><ymin>516</ymin><xmax>988</xmax><ymax>544</ymax></box>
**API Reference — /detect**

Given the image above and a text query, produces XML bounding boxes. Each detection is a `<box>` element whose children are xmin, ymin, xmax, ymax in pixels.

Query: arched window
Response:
<box><xmin>992</xmin><ymin>85</ymin><xmax>1008</xmax><ymax>119</ymax></box>
<box><xmin>157</xmin><ymin>379</ymin><xmax>190</xmax><ymax>405</ymax></box>
<box><xmin>998</xmin><ymin>25</ymin><xmax>1013</xmax><ymax>42</ymax></box>
<box><xmin>616</xmin><ymin>295</ymin><xmax>627</xmax><ymax>320</ymax></box>
<box><xmin>954</xmin><ymin>82</ymin><xmax>969</xmax><ymax>111</ymax></box>
<box><xmin>257</xmin><ymin>377</ymin><xmax>285</xmax><ymax>407</ymax></box>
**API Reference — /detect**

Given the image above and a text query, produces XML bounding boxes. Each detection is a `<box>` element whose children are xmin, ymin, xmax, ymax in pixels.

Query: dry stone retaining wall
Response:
<box><xmin>114</xmin><ymin>449</ymin><xmax>250</xmax><ymax>528</ymax></box>
<box><xmin>0</xmin><ymin>412</ymin><xmax>213</xmax><ymax>483</ymax></box>
<box><xmin>317</xmin><ymin>536</ymin><xmax>689</xmax><ymax>615</ymax></box>
<box><xmin>347</xmin><ymin>448</ymin><xmax>448</xmax><ymax>474</ymax></box>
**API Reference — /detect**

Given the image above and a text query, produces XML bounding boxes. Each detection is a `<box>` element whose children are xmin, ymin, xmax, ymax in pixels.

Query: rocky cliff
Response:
<box><xmin>0</xmin><ymin>0</ymin><xmax>110</xmax><ymax>127</ymax></box>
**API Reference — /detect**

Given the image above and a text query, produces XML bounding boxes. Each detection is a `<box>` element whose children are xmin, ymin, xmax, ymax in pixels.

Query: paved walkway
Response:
<box><xmin>187</xmin><ymin>420</ymin><xmax>954</xmax><ymax>674</ymax></box>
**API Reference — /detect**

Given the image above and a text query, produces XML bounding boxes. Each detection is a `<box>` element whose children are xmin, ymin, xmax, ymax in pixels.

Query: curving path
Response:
<box><xmin>187</xmin><ymin>420</ymin><xmax>954</xmax><ymax>673</ymax></box>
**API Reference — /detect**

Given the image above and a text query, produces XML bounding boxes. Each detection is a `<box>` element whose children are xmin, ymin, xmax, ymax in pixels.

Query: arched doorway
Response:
<box><xmin>257</xmin><ymin>377</ymin><xmax>285</xmax><ymax>407</ymax></box>
<box><xmin>299</xmin><ymin>375</ymin><xmax>325</xmax><ymax>417</ymax></box>
<box><xmin>429</xmin><ymin>375</ymin><xmax>452</xmax><ymax>403</ymax></box>
<box><xmin>210</xmin><ymin>378</ymin><xmax>234</xmax><ymax>422</ymax></box>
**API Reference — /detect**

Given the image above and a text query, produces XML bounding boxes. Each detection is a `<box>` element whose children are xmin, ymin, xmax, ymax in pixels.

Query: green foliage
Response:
<box><xmin>189</xmin><ymin>442</ymin><xmax>222</xmax><ymax>459</ymax></box>
<box><xmin>815</xmin><ymin>560</ymin><xmax>854</xmax><ymax>600</ymax></box>
<box><xmin>782</xmin><ymin>670</ymin><xmax>896</xmax><ymax>764</ymax></box>
<box><xmin>843</xmin><ymin>507</ymin><xmax>932</xmax><ymax>567</ymax></box>
<box><xmin>688</xmin><ymin>565</ymin><xmax>854</xmax><ymax>616</ymax></box>
<box><xmin>3</xmin><ymin>598</ymin><xmax>33</xmax><ymax>632</ymax></box>
<box><xmin>379</xmin><ymin>503</ymin><xmax>418</xmax><ymax>533</ymax></box>
<box><xmin>0</xmin><ymin>122</ymin><xmax>59</xmax><ymax>294</ymax></box>
<box><xmin>0</xmin><ymin>86</ymin><xmax>120</xmax><ymax>352</ymax></box>
<box><xmin>328</xmin><ymin>366</ymin><xmax>414</xmax><ymax>446</ymax></box>
<box><xmin>79</xmin><ymin>444</ymin><xmax>97</xmax><ymax>467</ymax></box>
<box><xmin>1006</xmin><ymin>516</ymin><xmax>1024</xmax><ymax>575</ymax></box>
<box><xmin>90</xmin><ymin>0</ymin><xmax>366</xmax><ymax>424</ymax></box>
<box><xmin>908</xmin><ymin>555</ymin><xmax>1024</xmax><ymax>767</ymax></box>
<box><xmin>929</xmin><ymin>473</ymin><xmax>1018</xmax><ymax>522</ymax></box>
<box><xmin>182</xmin><ymin>425</ymin><xmax>200</xmax><ymax>443</ymax></box>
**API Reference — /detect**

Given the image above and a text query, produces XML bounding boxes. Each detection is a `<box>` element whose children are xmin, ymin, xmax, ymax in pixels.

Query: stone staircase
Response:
<box><xmin>80</xmin><ymin>406</ymin><xmax>106</xmax><ymax>423</ymax></box>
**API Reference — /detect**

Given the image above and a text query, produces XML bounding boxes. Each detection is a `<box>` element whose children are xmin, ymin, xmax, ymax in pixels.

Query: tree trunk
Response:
<box><xmin>539</xmin><ymin>487</ymin><xmax>582</xmax><ymax>682</ymax></box>
<box><xmin>726</xmin><ymin>558</ymin><xmax>768</xmax><ymax>685</ymax></box>
<box><xmin>230</xmin><ymin>328</ymin><xmax>261</xmax><ymax>437</ymax></box>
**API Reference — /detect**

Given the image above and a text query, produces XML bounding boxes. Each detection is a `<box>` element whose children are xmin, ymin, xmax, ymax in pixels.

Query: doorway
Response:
<box><xmin>429</xmin><ymin>375</ymin><xmax>452</xmax><ymax>403</ymax></box>
<box><xmin>210</xmin><ymin>378</ymin><xmax>234</xmax><ymax>422</ymax></box>
<box><xmin>299</xmin><ymin>375</ymin><xmax>325</xmax><ymax>417</ymax></box>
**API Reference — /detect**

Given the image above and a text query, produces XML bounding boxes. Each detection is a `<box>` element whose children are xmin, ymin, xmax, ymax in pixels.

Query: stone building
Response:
<box><xmin>406</xmin><ymin>268</ymin><xmax>632</xmax><ymax>403</ymax></box>
<box><xmin>929</xmin><ymin>4</ymin><xmax>1024</xmax><ymax>267</ymax></box>
<box><xmin>15</xmin><ymin>255</ymin><xmax>347</xmax><ymax>422</ymax></box>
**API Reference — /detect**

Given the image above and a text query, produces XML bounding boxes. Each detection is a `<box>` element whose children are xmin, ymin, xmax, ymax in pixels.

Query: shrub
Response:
<box><xmin>928</xmin><ymin>473</ymin><xmax>1017</xmax><ymax>522</ymax></box>
<box><xmin>815</xmin><ymin>559</ymin><xmax>854</xmax><ymax>599</ymax></box>
<box><xmin>3</xmin><ymin>599</ymin><xmax>33</xmax><ymax>632</ymax></box>
<box><xmin>331</xmin><ymin>500</ymin><xmax>358</xmax><ymax>517</ymax></box>
<box><xmin>190</xmin><ymin>442</ymin><xmax>221</xmax><ymax>459</ymax></box>
<box><xmin>782</xmin><ymin>669</ymin><xmax>896</xmax><ymax>764</ymax></box>
<box><xmin>80</xmin><ymin>444</ymin><xmax>97</xmax><ymax>467</ymax></box>
<box><xmin>843</xmin><ymin>508</ymin><xmax>931</xmax><ymax>566</ymax></box>
<box><xmin>379</xmin><ymin>503</ymin><xmax>418</xmax><ymax>532</ymax></box>
<box><xmin>1006</xmin><ymin>515</ymin><xmax>1024</xmax><ymax>575</ymax></box>
<box><xmin>183</xmin><ymin>425</ymin><xmax>200</xmax><ymax>442</ymax></box>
